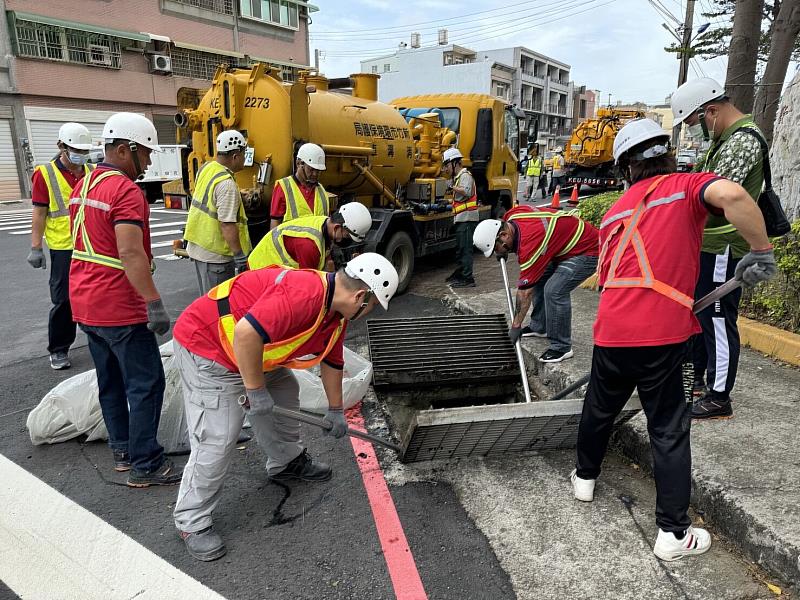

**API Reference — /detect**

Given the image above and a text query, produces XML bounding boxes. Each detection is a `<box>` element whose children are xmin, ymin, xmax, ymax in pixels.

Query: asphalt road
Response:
<box><xmin>0</xmin><ymin>205</ymin><xmax>512</xmax><ymax>600</ymax></box>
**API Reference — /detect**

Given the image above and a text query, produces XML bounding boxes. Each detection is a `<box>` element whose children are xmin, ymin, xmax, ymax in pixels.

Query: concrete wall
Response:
<box><xmin>771</xmin><ymin>72</ymin><xmax>800</xmax><ymax>221</ymax></box>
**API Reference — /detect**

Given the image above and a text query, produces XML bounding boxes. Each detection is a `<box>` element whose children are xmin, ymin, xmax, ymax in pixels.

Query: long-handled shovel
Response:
<box><xmin>272</xmin><ymin>405</ymin><xmax>403</xmax><ymax>454</ymax></box>
<box><xmin>500</xmin><ymin>257</ymin><xmax>534</xmax><ymax>403</ymax></box>
<box><xmin>547</xmin><ymin>277</ymin><xmax>743</xmax><ymax>401</ymax></box>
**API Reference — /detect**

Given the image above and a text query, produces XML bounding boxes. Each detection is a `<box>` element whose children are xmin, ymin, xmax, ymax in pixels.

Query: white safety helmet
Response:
<box><xmin>554</xmin><ymin>146</ymin><xmax>563</xmax><ymax>153</ymax></box>
<box><xmin>671</xmin><ymin>77</ymin><xmax>726</xmax><ymax>125</ymax></box>
<box><xmin>344</xmin><ymin>252</ymin><xmax>399</xmax><ymax>310</ymax></box>
<box><xmin>473</xmin><ymin>219</ymin><xmax>503</xmax><ymax>257</ymax></box>
<box><xmin>338</xmin><ymin>202</ymin><xmax>372</xmax><ymax>242</ymax></box>
<box><xmin>58</xmin><ymin>122</ymin><xmax>93</xmax><ymax>151</ymax></box>
<box><xmin>443</xmin><ymin>147</ymin><xmax>463</xmax><ymax>164</ymax></box>
<box><xmin>613</xmin><ymin>118</ymin><xmax>669</xmax><ymax>163</ymax></box>
<box><xmin>102</xmin><ymin>112</ymin><xmax>160</xmax><ymax>151</ymax></box>
<box><xmin>296</xmin><ymin>143</ymin><xmax>326</xmax><ymax>170</ymax></box>
<box><xmin>217</xmin><ymin>130</ymin><xmax>247</xmax><ymax>153</ymax></box>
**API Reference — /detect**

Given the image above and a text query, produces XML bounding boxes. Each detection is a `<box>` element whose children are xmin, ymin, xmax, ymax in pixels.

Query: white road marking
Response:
<box><xmin>154</xmin><ymin>254</ymin><xmax>182</xmax><ymax>261</ymax></box>
<box><xmin>149</xmin><ymin>230</ymin><xmax>183</xmax><ymax>238</ymax></box>
<box><xmin>8</xmin><ymin>229</ymin><xmax>32</xmax><ymax>235</ymax></box>
<box><xmin>151</xmin><ymin>240</ymin><xmax>178</xmax><ymax>248</ymax></box>
<box><xmin>0</xmin><ymin>453</ymin><xmax>225</xmax><ymax>600</ymax></box>
<box><xmin>0</xmin><ymin>223</ymin><xmax>35</xmax><ymax>232</ymax></box>
<box><xmin>149</xmin><ymin>221</ymin><xmax>186</xmax><ymax>229</ymax></box>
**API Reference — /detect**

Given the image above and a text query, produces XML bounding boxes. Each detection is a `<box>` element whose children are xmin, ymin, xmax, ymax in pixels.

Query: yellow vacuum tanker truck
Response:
<box><xmin>169</xmin><ymin>63</ymin><xmax>522</xmax><ymax>292</ymax></box>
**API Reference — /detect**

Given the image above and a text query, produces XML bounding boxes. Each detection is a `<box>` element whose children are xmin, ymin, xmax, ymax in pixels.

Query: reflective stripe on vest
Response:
<box><xmin>184</xmin><ymin>161</ymin><xmax>252</xmax><ymax>257</ymax></box>
<box><xmin>208</xmin><ymin>269</ymin><xmax>345</xmax><ymax>371</ymax></box>
<box><xmin>598</xmin><ymin>174</ymin><xmax>694</xmax><ymax>309</ymax></box>
<box><xmin>36</xmin><ymin>161</ymin><xmax>95</xmax><ymax>250</ymax></box>
<box><xmin>704</xmin><ymin>222</ymin><xmax>737</xmax><ymax>235</ymax></box>
<box><xmin>526</xmin><ymin>157</ymin><xmax>542</xmax><ymax>177</ymax></box>
<box><xmin>278</xmin><ymin>176</ymin><xmax>329</xmax><ymax>222</ymax></box>
<box><xmin>70</xmin><ymin>169</ymin><xmax>128</xmax><ymax>270</ymax></box>
<box><xmin>452</xmin><ymin>169</ymin><xmax>478</xmax><ymax>214</ymax></box>
<box><xmin>248</xmin><ymin>215</ymin><xmax>327</xmax><ymax>270</ymax></box>
<box><xmin>506</xmin><ymin>209</ymin><xmax>584</xmax><ymax>270</ymax></box>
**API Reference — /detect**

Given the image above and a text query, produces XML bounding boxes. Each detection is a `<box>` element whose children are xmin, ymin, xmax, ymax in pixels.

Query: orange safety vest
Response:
<box><xmin>598</xmin><ymin>175</ymin><xmax>694</xmax><ymax>309</ymax></box>
<box><xmin>207</xmin><ymin>269</ymin><xmax>346</xmax><ymax>371</ymax></box>
<box><xmin>451</xmin><ymin>168</ymin><xmax>478</xmax><ymax>214</ymax></box>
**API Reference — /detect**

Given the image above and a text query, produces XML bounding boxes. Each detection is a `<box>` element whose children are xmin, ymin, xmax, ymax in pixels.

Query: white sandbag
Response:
<box><xmin>293</xmin><ymin>347</ymin><xmax>373</xmax><ymax>414</ymax></box>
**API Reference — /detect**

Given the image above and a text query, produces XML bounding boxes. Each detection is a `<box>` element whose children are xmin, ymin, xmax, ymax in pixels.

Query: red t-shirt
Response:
<box><xmin>173</xmin><ymin>267</ymin><xmax>347</xmax><ymax>373</ymax></box>
<box><xmin>270</xmin><ymin>176</ymin><xmax>318</xmax><ymax>220</ymax></box>
<box><xmin>594</xmin><ymin>172</ymin><xmax>721</xmax><ymax>347</ymax></box>
<box><xmin>69</xmin><ymin>165</ymin><xmax>153</xmax><ymax>326</ymax></box>
<box><xmin>31</xmin><ymin>159</ymin><xmax>84</xmax><ymax>206</ymax></box>
<box><xmin>284</xmin><ymin>235</ymin><xmax>324</xmax><ymax>269</ymax></box>
<box><xmin>504</xmin><ymin>205</ymin><xmax>600</xmax><ymax>288</ymax></box>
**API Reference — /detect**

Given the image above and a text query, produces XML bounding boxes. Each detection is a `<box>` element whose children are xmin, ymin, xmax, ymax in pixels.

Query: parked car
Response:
<box><xmin>677</xmin><ymin>150</ymin><xmax>697</xmax><ymax>172</ymax></box>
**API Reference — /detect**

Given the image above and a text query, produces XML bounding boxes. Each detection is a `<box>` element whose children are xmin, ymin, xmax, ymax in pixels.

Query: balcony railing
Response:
<box><xmin>545</xmin><ymin>103</ymin><xmax>568</xmax><ymax>116</ymax></box>
<box><xmin>521</xmin><ymin>100</ymin><xmax>543</xmax><ymax>112</ymax></box>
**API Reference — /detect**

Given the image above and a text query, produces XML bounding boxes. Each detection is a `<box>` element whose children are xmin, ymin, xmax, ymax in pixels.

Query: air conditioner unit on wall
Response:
<box><xmin>150</xmin><ymin>54</ymin><xmax>172</xmax><ymax>74</ymax></box>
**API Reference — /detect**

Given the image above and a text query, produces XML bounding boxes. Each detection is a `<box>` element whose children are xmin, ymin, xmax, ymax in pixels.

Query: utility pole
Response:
<box><xmin>314</xmin><ymin>48</ymin><xmax>320</xmax><ymax>71</ymax></box>
<box><xmin>673</xmin><ymin>0</ymin><xmax>695</xmax><ymax>147</ymax></box>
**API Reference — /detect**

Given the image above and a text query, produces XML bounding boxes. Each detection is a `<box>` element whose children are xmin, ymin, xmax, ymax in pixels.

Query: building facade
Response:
<box><xmin>360</xmin><ymin>44</ymin><xmax>575</xmax><ymax>151</ymax></box>
<box><xmin>0</xmin><ymin>0</ymin><xmax>316</xmax><ymax>199</ymax></box>
<box><xmin>571</xmin><ymin>86</ymin><xmax>597</xmax><ymax>126</ymax></box>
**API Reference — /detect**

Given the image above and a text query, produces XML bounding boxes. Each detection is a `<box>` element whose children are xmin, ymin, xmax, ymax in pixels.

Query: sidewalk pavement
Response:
<box><xmin>425</xmin><ymin>255</ymin><xmax>799</xmax><ymax>592</ymax></box>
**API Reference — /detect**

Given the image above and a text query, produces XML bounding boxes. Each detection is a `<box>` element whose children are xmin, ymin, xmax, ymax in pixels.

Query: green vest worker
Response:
<box><xmin>269</xmin><ymin>143</ymin><xmax>330</xmax><ymax>229</ymax></box>
<box><xmin>249</xmin><ymin>202</ymin><xmax>372</xmax><ymax>271</ymax></box>
<box><xmin>28</xmin><ymin>122</ymin><xmax>95</xmax><ymax>370</ymax></box>
<box><xmin>184</xmin><ymin>130</ymin><xmax>253</xmax><ymax>295</ymax></box>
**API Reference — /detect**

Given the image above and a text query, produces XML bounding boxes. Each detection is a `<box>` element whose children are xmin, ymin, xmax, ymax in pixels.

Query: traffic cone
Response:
<box><xmin>568</xmin><ymin>184</ymin><xmax>579</xmax><ymax>206</ymax></box>
<box><xmin>550</xmin><ymin>186</ymin><xmax>561</xmax><ymax>209</ymax></box>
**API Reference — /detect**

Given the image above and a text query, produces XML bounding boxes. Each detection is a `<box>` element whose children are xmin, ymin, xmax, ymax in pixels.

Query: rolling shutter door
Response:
<box><xmin>28</xmin><ymin>120</ymin><xmax>105</xmax><ymax>166</ymax></box>
<box><xmin>153</xmin><ymin>115</ymin><xmax>177</xmax><ymax>145</ymax></box>
<box><xmin>0</xmin><ymin>119</ymin><xmax>22</xmax><ymax>201</ymax></box>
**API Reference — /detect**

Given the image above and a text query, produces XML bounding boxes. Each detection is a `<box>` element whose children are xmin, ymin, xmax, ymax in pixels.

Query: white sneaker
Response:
<box><xmin>570</xmin><ymin>469</ymin><xmax>595</xmax><ymax>502</ymax></box>
<box><xmin>653</xmin><ymin>526</ymin><xmax>711</xmax><ymax>561</ymax></box>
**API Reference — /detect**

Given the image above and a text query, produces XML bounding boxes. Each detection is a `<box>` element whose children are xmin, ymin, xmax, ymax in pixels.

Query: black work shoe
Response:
<box><xmin>521</xmin><ymin>326</ymin><xmax>547</xmax><ymax>338</ymax></box>
<box><xmin>445</xmin><ymin>269</ymin><xmax>462</xmax><ymax>283</ymax></box>
<box><xmin>49</xmin><ymin>352</ymin><xmax>71</xmax><ymax>370</ymax></box>
<box><xmin>127</xmin><ymin>458</ymin><xmax>183</xmax><ymax>488</ymax></box>
<box><xmin>692</xmin><ymin>381</ymin><xmax>707</xmax><ymax>400</ymax></box>
<box><xmin>269</xmin><ymin>449</ymin><xmax>332</xmax><ymax>482</ymax></box>
<box><xmin>692</xmin><ymin>395</ymin><xmax>733</xmax><ymax>420</ymax></box>
<box><xmin>539</xmin><ymin>349</ymin><xmax>574</xmax><ymax>363</ymax></box>
<box><xmin>113</xmin><ymin>449</ymin><xmax>131</xmax><ymax>472</ymax></box>
<box><xmin>180</xmin><ymin>527</ymin><xmax>227</xmax><ymax>562</ymax></box>
<box><xmin>450</xmin><ymin>277</ymin><xmax>476</xmax><ymax>288</ymax></box>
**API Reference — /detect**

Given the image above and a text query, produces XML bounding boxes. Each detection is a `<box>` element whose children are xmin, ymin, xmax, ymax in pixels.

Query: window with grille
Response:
<box><xmin>171</xmin><ymin>47</ymin><xmax>234</xmax><ymax>79</ymax></box>
<box><xmin>240</xmin><ymin>0</ymin><xmax>300</xmax><ymax>29</ymax></box>
<box><xmin>14</xmin><ymin>20</ymin><xmax>122</xmax><ymax>69</ymax></box>
<box><xmin>172</xmin><ymin>0</ymin><xmax>234</xmax><ymax>14</ymax></box>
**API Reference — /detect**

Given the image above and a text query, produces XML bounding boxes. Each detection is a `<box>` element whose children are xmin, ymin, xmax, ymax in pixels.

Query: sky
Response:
<box><xmin>307</xmin><ymin>0</ymin><xmax>739</xmax><ymax>106</ymax></box>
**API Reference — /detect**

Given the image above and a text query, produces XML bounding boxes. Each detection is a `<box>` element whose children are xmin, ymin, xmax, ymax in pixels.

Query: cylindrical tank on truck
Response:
<box><xmin>172</xmin><ymin>64</ymin><xmax>521</xmax><ymax>292</ymax></box>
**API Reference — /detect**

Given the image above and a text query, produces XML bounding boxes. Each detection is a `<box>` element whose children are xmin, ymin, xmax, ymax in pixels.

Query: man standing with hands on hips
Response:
<box><xmin>184</xmin><ymin>130</ymin><xmax>252</xmax><ymax>294</ymax></box>
<box><xmin>28</xmin><ymin>122</ymin><xmax>95</xmax><ymax>369</ymax></box>
<box><xmin>69</xmin><ymin>112</ymin><xmax>181</xmax><ymax>487</ymax></box>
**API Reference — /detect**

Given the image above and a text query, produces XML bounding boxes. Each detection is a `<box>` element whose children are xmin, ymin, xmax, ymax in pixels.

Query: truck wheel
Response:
<box><xmin>383</xmin><ymin>231</ymin><xmax>415</xmax><ymax>294</ymax></box>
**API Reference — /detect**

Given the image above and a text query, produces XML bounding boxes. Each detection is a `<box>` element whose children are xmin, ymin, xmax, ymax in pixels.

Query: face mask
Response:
<box><xmin>68</xmin><ymin>152</ymin><xmax>89</xmax><ymax>166</ymax></box>
<box><xmin>687</xmin><ymin>123</ymin><xmax>704</xmax><ymax>139</ymax></box>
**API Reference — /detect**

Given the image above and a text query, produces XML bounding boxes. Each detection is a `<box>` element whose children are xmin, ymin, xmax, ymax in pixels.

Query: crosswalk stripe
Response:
<box><xmin>0</xmin><ymin>224</ymin><xmax>34</xmax><ymax>232</ymax></box>
<box><xmin>150</xmin><ymin>230</ymin><xmax>182</xmax><ymax>238</ymax></box>
<box><xmin>149</xmin><ymin>221</ymin><xmax>186</xmax><ymax>229</ymax></box>
<box><xmin>8</xmin><ymin>230</ymin><xmax>31</xmax><ymax>235</ymax></box>
<box><xmin>151</xmin><ymin>240</ymin><xmax>177</xmax><ymax>248</ymax></box>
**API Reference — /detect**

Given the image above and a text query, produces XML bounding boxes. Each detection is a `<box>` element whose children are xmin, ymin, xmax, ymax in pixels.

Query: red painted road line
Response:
<box><xmin>346</xmin><ymin>404</ymin><xmax>428</xmax><ymax>600</ymax></box>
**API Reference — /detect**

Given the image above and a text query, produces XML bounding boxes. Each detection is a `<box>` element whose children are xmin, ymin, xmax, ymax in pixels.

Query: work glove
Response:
<box><xmin>509</xmin><ymin>326</ymin><xmax>523</xmax><ymax>345</ymax></box>
<box><xmin>146</xmin><ymin>298</ymin><xmax>171</xmax><ymax>335</ymax></box>
<box><xmin>734</xmin><ymin>248</ymin><xmax>777</xmax><ymax>287</ymax></box>
<box><xmin>27</xmin><ymin>247</ymin><xmax>46</xmax><ymax>269</ymax></box>
<box><xmin>233</xmin><ymin>252</ymin><xmax>249</xmax><ymax>275</ymax></box>
<box><xmin>322</xmin><ymin>407</ymin><xmax>347</xmax><ymax>439</ymax></box>
<box><xmin>240</xmin><ymin>387</ymin><xmax>274</xmax><ymax>416</ymax></box>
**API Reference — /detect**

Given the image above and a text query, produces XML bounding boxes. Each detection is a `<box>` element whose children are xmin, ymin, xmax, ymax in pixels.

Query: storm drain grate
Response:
<box><xmin>367</xmin><ymin>314</ymin><xmax>519</xmax><ymax>389</ymax></box>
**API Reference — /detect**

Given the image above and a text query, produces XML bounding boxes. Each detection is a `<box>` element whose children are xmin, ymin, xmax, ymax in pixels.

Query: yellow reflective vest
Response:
<box><xmin>249</xmin><ymin>215</ymin><xmax>327</xmax><ymax>271</ymax></box>
<box><xmin>184</xmin><ymin>161</ymin><xmax>252</xmax><ymax>257</ymax></box>
<box><xmin>276</xmin><ymin>176</ymin><xmax>329</xmax><ymax>222</ymax></box>
<box><xmin>35</xmin><ymin>160</ymin><xmax>95</xmax><ymax>250</ymax></box>
<box><xmin>70</xmin><ymin>169</ymin><xmax>128</xmax><ymax>270</ymax></box>
<box><xmin>506</xmin><ymin>209</ymin><xmax>585</xmax><ymax>271</ymax></box>
<box><xmin>526</xmin><ymin>156</ymin><xmax>543</xmax><ymax>177</ymax></box>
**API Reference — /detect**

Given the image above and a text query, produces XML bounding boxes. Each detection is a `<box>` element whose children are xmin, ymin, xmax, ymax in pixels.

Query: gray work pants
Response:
<box><xmin>172</xmin><ymin>340</ymin><xmax>303</xmax><ymax>533</ymax></box>
<box><xmin>530</xmin><ymin>255</ymin><xmax>598</xmax><ymax>353</ymax></box>
<box><xmin>193</xmin><ymin>259</ymin><xmax>235</xmax><ymax>296</ymax></box>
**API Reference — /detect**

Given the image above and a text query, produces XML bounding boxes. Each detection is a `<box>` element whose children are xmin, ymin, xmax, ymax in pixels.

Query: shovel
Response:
<box><xmin>500</xmin><ymin>257</ymin><xmax>534</xmax><ymax>403</ymax></box>
<box><xmin>547</xmin><ymin>277</ymin><xmax>743</xmax><ymax>401</ymax></box>
<box><xmin>272</xmin><ymin>405</ymin><xmax>403</xmax><ymax>454</ymax></box>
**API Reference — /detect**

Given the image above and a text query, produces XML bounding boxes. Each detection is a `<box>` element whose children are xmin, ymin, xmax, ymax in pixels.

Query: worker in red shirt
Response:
<box><xmin>28</xmin><ymin>122</ymin><xmax>95</xmax><ymax>370</ymax></box>
<box><xmin>69</xmin><ymin>112</ymin><xmax>182</xmax><ymax>487</ymax></box>
<box><xmin>269</xmin><ymin>143</ymin><xmax>330</xmax><ymax>229</ymax></box>
<box><xmin>249</xmin><ymin>202</ymin><xmax>373</xmax><ymax>271</ymax></box>
<box><xmin>571</xmin><ymin>118</ymin><xmax>775</xmax><ymax>561</ymax></box>
<box><xmin>473</xmin><ymin>206</ymin><xmax>599</xmax><ymax>363</ymax></box>
<box><xmin>170</xmin><ymin>253</ymin><xmax>399</xmax><ymax>561</ymax></box>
